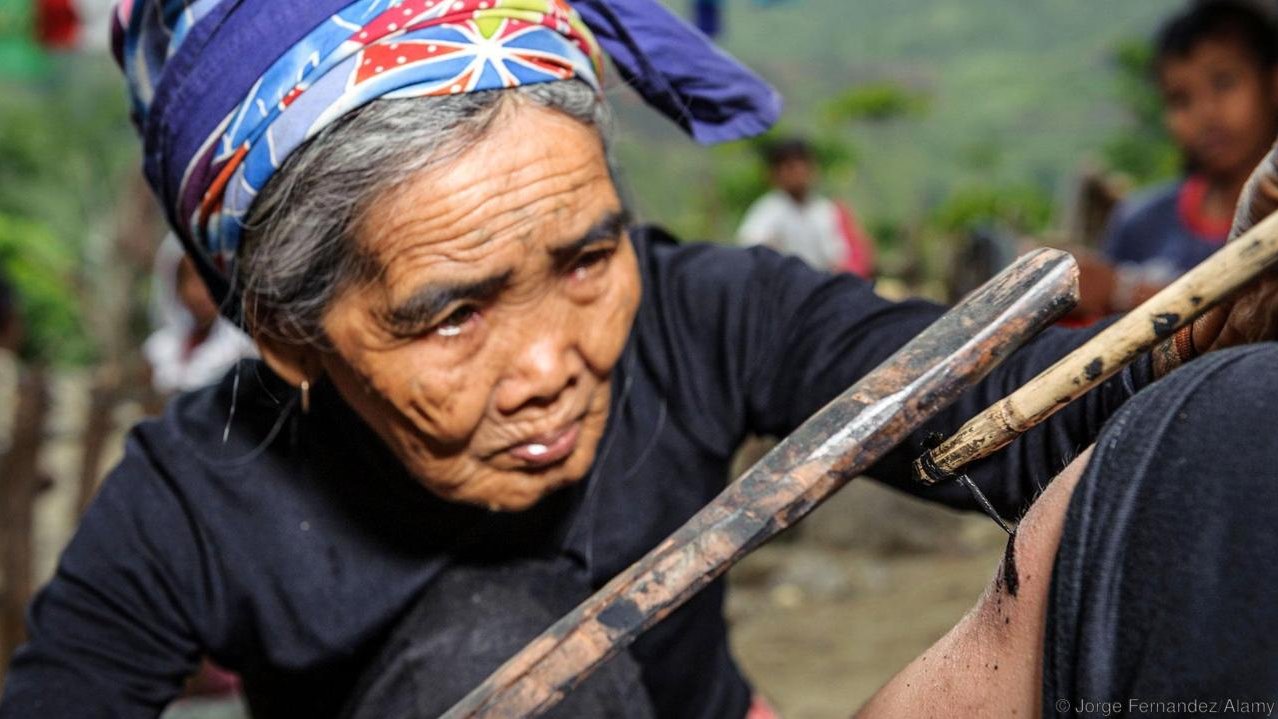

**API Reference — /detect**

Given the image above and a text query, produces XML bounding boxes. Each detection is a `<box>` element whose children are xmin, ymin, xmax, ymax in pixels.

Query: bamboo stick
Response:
<box><xmin>915</xmin><ymin>210</ymin><xmax>1278</xmax><ymax>483</ymax></box>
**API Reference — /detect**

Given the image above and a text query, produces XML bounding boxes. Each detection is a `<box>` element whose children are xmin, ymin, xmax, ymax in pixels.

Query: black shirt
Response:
<box><xmin>1044</xmin><ymin>344</ymin><xmax>1278</xmax><ymax>717</ymax></box>
<box><xmin>0</xmin><ymin>228</ymin><xmax>1147</xmax><ymax>718</ymax></box>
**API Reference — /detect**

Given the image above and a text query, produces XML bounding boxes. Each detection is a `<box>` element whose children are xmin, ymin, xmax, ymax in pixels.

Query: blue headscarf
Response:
<box><xmin>113</xmin><ymin>0</ymin><xmax>780</xmax><ymax>295</ymax></box>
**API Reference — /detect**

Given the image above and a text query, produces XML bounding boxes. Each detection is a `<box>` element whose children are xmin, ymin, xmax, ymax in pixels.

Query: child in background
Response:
<box><xmin>143</xmin><ymin>236</ymin><xmax>256</xmax><ymax>394</ymax></box>
<box><xmin>1100</xmin><ymin>0</ymin><xmax>1278</xmax><ymax>311</ymax></box>
<box><xmin>736</xmin><ymin>138</ymin><xmax>875</xmax><ymax>278</ymax></box>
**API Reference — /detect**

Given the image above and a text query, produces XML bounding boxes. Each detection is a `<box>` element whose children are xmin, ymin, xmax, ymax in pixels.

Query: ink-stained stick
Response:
<box><xmin>915</xmin><ymin>209</ymin><xmax>1278</xmax><ymax>484</ymax></box>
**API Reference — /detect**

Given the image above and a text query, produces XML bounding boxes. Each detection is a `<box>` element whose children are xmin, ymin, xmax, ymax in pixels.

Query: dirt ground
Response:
<box><xmin>727</xmin><ymin>479</ymin><xmax>1008</xmax><ymax>719</ymax></box>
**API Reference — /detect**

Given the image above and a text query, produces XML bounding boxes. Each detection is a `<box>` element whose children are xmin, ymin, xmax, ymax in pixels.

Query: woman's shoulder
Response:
<box><xmin>104</xmin><ymin>361</ymin><xmax>290</xmax><ymax>508</ymax></box>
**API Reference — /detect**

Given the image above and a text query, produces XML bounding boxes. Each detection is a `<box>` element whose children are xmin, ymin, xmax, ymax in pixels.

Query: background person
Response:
<box><xmin>143</xmin><ymin>236</ymin><xmax>256</xmax><ymax>394</ymax></box>
<box><xmin>736</xmin><ymin>137</ymin><xmax>876</xmax><ymax>277</ymax></box>
<box><xmin>1095</xmin><ymin>0</ymin><xmax>1278</xmax><ymax>312</ymax></box>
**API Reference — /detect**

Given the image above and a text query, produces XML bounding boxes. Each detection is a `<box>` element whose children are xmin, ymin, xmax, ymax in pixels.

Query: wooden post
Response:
<box><xmin>76</xmin><ymin>367</ymin><xmax>120</xmax><ymax>517</ymax></box>
<box><xmin>0</xmin><ymin>368</ymin><xmax>50</xmax><ymax>685</ymax></box>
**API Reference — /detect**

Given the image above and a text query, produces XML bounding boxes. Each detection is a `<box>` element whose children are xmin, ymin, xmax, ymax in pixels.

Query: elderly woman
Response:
<box><xmin>3</xmin><ymin>1</ymin><xmax>1278</xmax><ymax>718</ymax></box>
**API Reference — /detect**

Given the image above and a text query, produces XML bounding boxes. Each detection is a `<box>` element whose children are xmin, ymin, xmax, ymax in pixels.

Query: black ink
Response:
<box><xmin>1152</xmin><ymin>313</ymin><xmax>1180</xmax><ymax>337</ymax></box>
<box><xmin>1084</xmin><ymin>358</ymin><xmax>1103</xmax><ymax>381</ymax></box>
<box><xmin>1001</xmin><ymin>535</ymin><xmax>1020</xmax><ymax>598</ymax></box>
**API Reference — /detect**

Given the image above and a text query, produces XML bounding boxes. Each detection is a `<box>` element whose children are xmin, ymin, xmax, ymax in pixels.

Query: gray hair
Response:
<box><xmin>238</xmin><ymin>79</ymin><xmax>614</xmax><ymax>344</ymax></box>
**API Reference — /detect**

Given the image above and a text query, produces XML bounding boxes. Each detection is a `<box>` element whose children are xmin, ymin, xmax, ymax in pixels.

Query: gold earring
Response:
<box><xmin>300</xmin><ymin>379</ymin><xmax>311</xmax><ymax>415</ymax></box>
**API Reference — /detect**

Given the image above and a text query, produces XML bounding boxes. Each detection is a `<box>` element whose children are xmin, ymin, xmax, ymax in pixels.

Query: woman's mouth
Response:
<box><xmin>507</xmin><ymin>421</ymin><xmax>582</xmax><ymax>467</ymax></box>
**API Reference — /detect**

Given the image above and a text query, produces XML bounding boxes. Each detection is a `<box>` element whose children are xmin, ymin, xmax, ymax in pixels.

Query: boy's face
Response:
<box><xmin>1160</xmin><ymin>35</ymin><xmax>1278</xmax><ymax>181</ymax></box>
<box><xmin>770</xmin><ymin>156</ymin><xmax>816</xmax><ymax>201</ymax></box>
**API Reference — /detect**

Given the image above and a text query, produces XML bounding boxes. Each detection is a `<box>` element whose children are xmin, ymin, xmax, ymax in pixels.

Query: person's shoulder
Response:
<box><xmin>109</xmin><ymin>362</ymin><xmax>281</xmax><ymax>496</ymax></box>
<box><xmin>736</xmin><ymin>191</ymin><xmax>789</xmax><ymax>241</ymax></box>
<box><xmin>629</xmin><ymin>222</ymin><xmax>861</xmax><ymax>354</ymax></box>
<box><xmin>742</xmin><ymin>189</ymin><xmax>788</xmax><ymax>213</ymax></box>
<box><xmin>1103</xmin><ymin>181</ymin><xmax>1184</xmax><ymax>260</ymax></box>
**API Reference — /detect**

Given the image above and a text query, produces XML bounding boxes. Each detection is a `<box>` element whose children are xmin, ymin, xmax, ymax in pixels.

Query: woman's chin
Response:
<box><xmin>424</xmin><ymin>459</ymin><xmax>592</xmax><ymax>512</ymax></box>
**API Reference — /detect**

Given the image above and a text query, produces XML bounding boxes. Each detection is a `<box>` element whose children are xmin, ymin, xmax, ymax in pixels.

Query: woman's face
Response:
<box><xmin>315</xmin><ymin>102</ymin><xmax>640</xmax><ymax>511</ymax></box>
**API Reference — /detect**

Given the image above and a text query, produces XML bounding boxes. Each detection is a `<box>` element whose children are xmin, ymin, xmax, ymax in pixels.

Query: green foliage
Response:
<box><xmin>0</xmin><ymin>0</ymin><xmax>49</xmax><ymax>78</ymax></box>
<box><xmin>0</xmin><ymin>59</ymin><xmax>137</xmax><ymax>365</ymax></box>
<box><xmin>0</xmin><ymin>62</ymin><xmax>137</xmax><ymax>247</ymax></box>
<box><xmin>929</xmin><ymin>183</ymin><xmax>1055</xmax><ymax>235</ymax></box>
<box><xmin>1099</xmin><ymin>38</ymin><xmax>1180</xmax><ymax>184</ymax></box>
<box><xmin>0</xmin><ymin>213</ymin><xmax>94</xmax><ymax>364</ymax></box>
<box><xmin>822</xmin><ymin>83</ymin><xmax>929</xmax><ymax>125</ymax></box>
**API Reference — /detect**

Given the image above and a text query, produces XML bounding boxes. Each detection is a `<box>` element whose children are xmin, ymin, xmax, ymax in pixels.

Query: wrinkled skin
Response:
<box><xmin>258</xmin><ymin>100</ymin><xmax>641</xmax><ymax>511</ymax></box>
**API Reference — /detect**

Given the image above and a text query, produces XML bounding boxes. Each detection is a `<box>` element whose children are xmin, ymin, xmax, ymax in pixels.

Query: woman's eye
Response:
<box><xmin>570</xmin><ymin>248</ymin><xmax>613</xmax><ymax>280</ymax></box>
<box><xmin>434</xmin><ymin>305</ymin><xmax>478</xmax><ymax>337</ymax></box>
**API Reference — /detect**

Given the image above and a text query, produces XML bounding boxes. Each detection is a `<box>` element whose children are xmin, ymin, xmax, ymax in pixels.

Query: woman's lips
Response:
<box><xmin>507</xmin><ymin>421</ymin><xmax>581</xmax><ymax>467</ymax></box>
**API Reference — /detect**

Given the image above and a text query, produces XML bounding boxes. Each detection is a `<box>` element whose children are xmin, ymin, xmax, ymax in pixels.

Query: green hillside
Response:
<box><xmin>607</xmin><ymin>0</ymin><xmax>1177</xmax><ymax>244</ymax></box>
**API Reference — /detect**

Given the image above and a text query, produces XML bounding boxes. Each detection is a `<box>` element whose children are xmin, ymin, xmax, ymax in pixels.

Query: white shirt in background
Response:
<box><xmin>143</xmin><ymin>319</ymin><xmax>257</xmax><ymax>394</ymax></box>
<box><xmin>736</xmin><ymin>190</ymin><xmax>847</xmax><ymax>270</ymax></box>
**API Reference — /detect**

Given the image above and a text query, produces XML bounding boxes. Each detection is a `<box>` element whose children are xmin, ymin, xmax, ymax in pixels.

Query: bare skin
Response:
<box><xmin>255</xmin><ymin>100</ymin><xmax>641</xmax><ymax>512</ymax></box>
<box><xmin>857</xmin><ymin>447</ymin><xmax>1093</xmax><ymax>718</ymax></box>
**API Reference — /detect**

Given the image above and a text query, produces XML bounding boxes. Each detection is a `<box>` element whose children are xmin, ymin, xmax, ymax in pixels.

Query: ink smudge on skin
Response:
<box><xmin>1001</xmin><ymin>534</ymin><xmax>1020</xmax><ymax>598</ymax></box>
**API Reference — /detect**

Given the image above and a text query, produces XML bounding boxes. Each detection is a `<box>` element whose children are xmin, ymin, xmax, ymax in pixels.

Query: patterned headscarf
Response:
<box><xmin>113</xmin><ymin>0</ymin><xmax>780</xmax><ymax>297</ymax></box>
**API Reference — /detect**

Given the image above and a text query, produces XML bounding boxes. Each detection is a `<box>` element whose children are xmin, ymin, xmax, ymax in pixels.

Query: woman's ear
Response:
<box><xmin>255</xmin><ymin>333</ymin><xmax>323</xmax><ymax>387</ymax></box>
<box><xmin>243</xmin><ymin>298</ymin><xmax>323</xmax><ymax>386</ymax></box>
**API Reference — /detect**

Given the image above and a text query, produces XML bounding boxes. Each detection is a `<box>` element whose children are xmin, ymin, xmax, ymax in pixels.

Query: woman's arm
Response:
<box><xmin>856</xmin><ymin>447</ymin><xmax>1091</xmax><ymax>718</ymax></box>
<box><xmin>648</xmin><ymin>227</ymin><xmax>1139</xmax><ymax>515</ymax></box>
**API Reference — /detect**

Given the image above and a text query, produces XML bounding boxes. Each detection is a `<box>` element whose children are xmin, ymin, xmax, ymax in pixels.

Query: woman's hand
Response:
<box><xmin>1155</xmin><ymin>144</ymin><xmax>1278</xmax><ymax>376</ymax></box>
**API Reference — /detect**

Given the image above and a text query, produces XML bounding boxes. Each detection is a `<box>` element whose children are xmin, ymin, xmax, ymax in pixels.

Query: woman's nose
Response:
<box><xmin>494</xmin><ymin>334</ymin><xmax>582</xmax><ymax>413</ymax></box>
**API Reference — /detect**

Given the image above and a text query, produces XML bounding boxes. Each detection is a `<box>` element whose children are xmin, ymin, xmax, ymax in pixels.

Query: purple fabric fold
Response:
<box><xmin>575</xmin><ymin>0</ymin><xmax>781</xmax><ymax>144</ymax></box>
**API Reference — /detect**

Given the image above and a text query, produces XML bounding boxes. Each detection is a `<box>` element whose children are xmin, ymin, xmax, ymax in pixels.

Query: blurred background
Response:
<box><xmin>0</xmin><ymin>0</ymin><xmax>1240</xmax><ymax>716</ymax></box>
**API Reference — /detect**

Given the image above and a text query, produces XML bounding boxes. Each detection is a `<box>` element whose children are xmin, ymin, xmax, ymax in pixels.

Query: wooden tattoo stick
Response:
<box><xmin>442</xmin><ymin>248</ymin><xmax>1079</xmax><ymax>719</ymax></box>
<box><xmin>915</xmin><ymin>209</ymin><xmax>1278</xmax><ymax>484</ymax></box>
